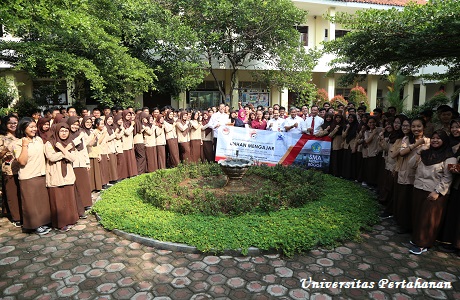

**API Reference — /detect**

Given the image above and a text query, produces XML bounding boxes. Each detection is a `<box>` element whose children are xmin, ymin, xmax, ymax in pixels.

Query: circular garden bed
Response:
<box><xmin>93</xmin><ymin>163</ymin><xmax>379</xmax><ymax>256</ymax></box>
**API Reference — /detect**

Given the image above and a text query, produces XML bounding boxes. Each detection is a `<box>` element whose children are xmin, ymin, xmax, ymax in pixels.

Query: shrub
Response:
<box><xmin>349</xmin><ymin>84</ymin><xmax>368</xmax><ymax>108</ymax></box>
<box><xmin>94</xmin><ymin>173</ymin><xmax>379</xmax><ymax>256</ymax></box>
<box><xmin>138</xmin><ymin>163</ymin><xmax>325</xmax><ymax>216</ymax></box>
<box><xmin>330</xmin><ymin>95</ymin><xmax>347</xmax><ymax>109</ymax></box>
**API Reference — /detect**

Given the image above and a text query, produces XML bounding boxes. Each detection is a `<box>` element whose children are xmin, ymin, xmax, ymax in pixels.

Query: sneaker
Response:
<box><xmin>84</xmin><ymin>206</ymin><xmax>92</xmax><ymax>211</ymax></box>
<box><xmin>409</xmin><ymin>245</ymin><xmax>427</xmax><ymax>255</ymax></box>
<box><xmin>79</xmin><ymin>215</ymin><xmax>88</xmax><ymax>219</ymax></box>
<box><xmin>60</xmin><ymin>226</ymin><xmax>71</xmax><ymax>232</ymax></box>
<box><xmin>36</xmin><ymin>226</ymin><xmax>51</xmax><ymax>235</ymax></box>
<box><xmin>379</xmin><ymin>212</ymin><xmax>393</xmax><ymax>219</ymax></box>
<box><xmin>11</xmin><ymin>221</ymin><xmax>22</xmax><ymax>228</ymax></box>
<box><xmin>409</xmin><ymin>240</ymin><xmax>416</xmax><ymax>246</ymax></box>
<box><xmin>361</xmin><ymin>182</ymin><xmax>368</xmax><ymax>187</ymax></box>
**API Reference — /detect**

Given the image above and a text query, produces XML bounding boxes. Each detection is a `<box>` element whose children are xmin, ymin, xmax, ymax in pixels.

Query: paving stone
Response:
<box><xmin>0</xmin><ymin>206</ymin><xmax>460</xmax><ymax>300</ymax></box>
<box><xmin>112</xmin><ymin>287</ymin><xmax>136</xmax><ymax>299</ymax></box>
<box><xmin>226</xmin><ymin>277</ymin><xmax>246</xmax><ymax>289</ymax></box>
<box><xmin>266</xmin><ymin>284</ymin><xmax>287</xmax><ymax>297</ymax></box>
<box><xmin>154</xmin><ymin>264</ymin><xmax>174</xmax><ymax>274</ymax></box>
<box><xmin>131</xmin><ymin>292</ymin><xmax>154</xmax><ymax>300</ymax></box>
<box><xmin>171</xmin><ymin>277</ymin><xmax>192</xmax><ymax>288</ymax></box>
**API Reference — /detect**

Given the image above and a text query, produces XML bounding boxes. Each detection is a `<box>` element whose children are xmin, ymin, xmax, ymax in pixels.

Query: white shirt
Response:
<box><xmin>209</xmin><ymin>112</ymin><xmax>230</xmax><ymax>138</ymax></box>
<box><xmin>283</xmin><ymin>116</ymin><xmax>303</xmax><ymax>134</ymax></box>
<box><xmin>301</xmin><ymin>116</ymin><xmax>324</xmax><ymax>135</ymax></box>
<box><xmin>266</xmin><ymin>118</ymin><xmax>285</xmax><ymax>132</ymax></box>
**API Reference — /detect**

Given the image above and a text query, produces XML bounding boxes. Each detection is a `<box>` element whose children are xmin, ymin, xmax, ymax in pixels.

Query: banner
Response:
<box><xmin>215</xmin><ymin>126</ymin><xmax>331</xmax><ymax>171</ymax></box>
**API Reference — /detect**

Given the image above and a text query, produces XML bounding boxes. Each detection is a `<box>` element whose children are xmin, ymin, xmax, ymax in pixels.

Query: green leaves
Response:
<box><xmin>95</xmin><ymin>165</ymin><xmax>378</xmax><ymax>256</ymax></box>
<box><xmin>324</xmin><ymin>0</ymin><xmax>460</xmax><ymax>82</ymax></box>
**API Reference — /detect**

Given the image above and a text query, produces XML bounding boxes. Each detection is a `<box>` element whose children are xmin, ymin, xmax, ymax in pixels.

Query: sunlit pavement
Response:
<box><xmin>1</xmin><ymin>209</ymin><xmax>459</xmax><ymax>299</ymax></box>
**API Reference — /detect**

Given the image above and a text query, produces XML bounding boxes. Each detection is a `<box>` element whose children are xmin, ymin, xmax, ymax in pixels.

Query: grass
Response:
<box><xmin>93</xmin><ymin>169</ymin><xmax>379</xmax><ymax>256</ymax></box>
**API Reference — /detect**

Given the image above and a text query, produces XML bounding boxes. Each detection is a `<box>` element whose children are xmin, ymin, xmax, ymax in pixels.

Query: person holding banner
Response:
<box><xmin>209</xmin><ymin>103</ymin><xmax>230</xmax><ymax>160</ymax></box>
<box><xmin>302</xmin><ymin>105</ymin><xmax>324</xmax><ymax>136</ymax></box>
<box><xmin>266</xmin><ymin>109</ymin><xmax>285</xmax><ymax>132</ymax></box>
<box><xmin>251</xmin><ymin>110</ymin><xmax>267</xmax><ymax>130</ymax></box>
<box><xmin>284</xmin><ymin>107</ymin><xmax>303</xmax><ymax>134</ymax></box>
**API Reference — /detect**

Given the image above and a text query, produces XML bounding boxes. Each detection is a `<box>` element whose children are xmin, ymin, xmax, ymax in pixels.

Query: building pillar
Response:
<box><xmin>327</xmin><ymin>77</ymin><xmax>335</xmax><ymax>101</ymax></box>
<box><xmin>328</xmin><ymin>7</ymin><xmax>336</xmax><ymax>41</ymax></box>
<box><xmin>419</xmin><ymin>83</ymin><xmax>427</xmax><ymax>106</ymax></box>
<box><xmin>367</xmin><ymin>75</ymin><xmax>378</xmax><ymax>110</ymax></box>
<box><xmin>403</xmin><ymin>80</ymin><xmax>414</xmax><ymax>110</ymax></box>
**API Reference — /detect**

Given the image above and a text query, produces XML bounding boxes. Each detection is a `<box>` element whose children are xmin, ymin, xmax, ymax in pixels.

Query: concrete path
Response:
<box><xmin>1</xmin><ymin>212</ymin><xmax>459</xmax><ymax>299</ymax></box>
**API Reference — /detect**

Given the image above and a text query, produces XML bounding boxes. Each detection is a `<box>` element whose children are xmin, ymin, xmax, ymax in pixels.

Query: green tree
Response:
<box><xmin>384</xmin><ymin>71</ymin><xmax>408</xmax><ymax>113</ymax></box>
<box><xmin>166</xmin><ymin>0</ymin><xmax>318</xmax><ymax>103</ymax></box>
<box><xmin>112</xmin><ymin>0</ymin><xmax>207</xmax><ymax>96</ymax></box>
<box><xmin>324</xmin><ymin>0</ymin><xmax>460</xmax><ymax>83</ymax></box>
<box><xmin>0</xmin><ymin>0</ymin><xmax>157</xmax><ymax>107</ymax></box>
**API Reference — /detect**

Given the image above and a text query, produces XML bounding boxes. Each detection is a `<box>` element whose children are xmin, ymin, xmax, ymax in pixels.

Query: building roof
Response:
<box><xmin>333</xmin><ymin>0</ymin><xmax>426</xmax><ymax>6</ymax></box>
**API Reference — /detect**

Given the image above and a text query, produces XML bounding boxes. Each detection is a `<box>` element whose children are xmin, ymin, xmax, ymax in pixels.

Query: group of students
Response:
<box><xmin>319</xmin><ymin>104</ymin><xmax>460</xmax><ymax>256</ymax></box>
<box><xmin>1</xmin><ymin>102</ymin><xmax>460</xmax><ymax>257</ymax></box>
<box><xmin>0</xmin><ymin>105</ymin><xmax>218</xmax><ymax>235</ymax></box>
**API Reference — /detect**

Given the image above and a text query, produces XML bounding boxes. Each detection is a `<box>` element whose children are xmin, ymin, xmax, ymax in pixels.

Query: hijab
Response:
<box><xmin>81</xmin><ymin>116</ymin><xmax>93</xmax><ymax>136</ymax></box>
<box><xmin>122</xmin><ymin>110</ymin><xmax>132</xmax><ymax>129</ymax></box>
<box><xmin>449</xmin><ymin>119</ymin><xmax>460</xmax><ymax>148</ymax></box>
<box><xmin>321</xmin><ymin>113</ymin><xmax>334</xmax><ymax>130</ymax></box>
<box><xmin>67</xmin><ymin>116</ymin><xmax>84</xmax><ymax>151</ymax></box>
<box><xmin>345</xmin><ymin>114</ymin><xmax>359</xmax><ymax>144</ymax></box>
<box><xmin>48</xmin><ymin>122</ymin><xmax>74</xmax><ymax>177</ymax></box>
<box><xmin>104</xmin><ymin>114</ymin><xmax>115</xmax><ymax>135</ymax></box>
<box><xmin>201</xmin><ymin>112</ymin><xmax>212</xmax><ymax>136</ymax></box>
<box><xmin>421</xmin><ymin>130</ymin><xmax>454</xmax><ymax>166</ymax></box>
<box><xmin>134</xmin><ymin>112</ymin><xmax>149</xmax><ymax>135</ymax></box>
<box><xmin>37</xmin><ymin>117</ymin><xmax>51</xmax><ymax>143</ymax></box>
<box><xmin>164</xmin><ymin>109</ymin><xmax>174</xmax><ymax>124</ymax></box>
<box><xmin>177</xmin><ymin>111</ymin><xmax>189</xmax><ymax>137</ymax></box>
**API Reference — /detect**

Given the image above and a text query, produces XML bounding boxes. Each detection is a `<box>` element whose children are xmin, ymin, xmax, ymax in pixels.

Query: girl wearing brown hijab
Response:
<box><xmin>133</xmin><ymin>112</ymin><xmax>149</xmax><ymax>174</ymax></box>
<box><xmin>67</xmin><ymin>116</ymin><xmax>92</xmax><ymax>213</ymax></box>
<box><xmin>93</xmin><ymin>118</ymin><xmax>110</xmax><ymax>189</ymax></box>
<box><xmin>201</xmin><ymin>112</ymin><xmax>214</xmax><ymax>162</ymax></box>
<box><xmin>36</xmin><ymin>117</ymin><xmax>51</xmax><ymax>143</ymax></box>
<box><xmin>121</xmin><ymin>110</ymin><xmax>138</xmax><ymax>177</ymax></box>
<box><xmin>82</xmin><ymin>116</ymin><xmax>103</xmax><ymax>191</ymax></box>
<box><xmin>189</xmin><ymin>111</ymin><xmax>202</xmax><ymax>163</ymax></box>
<box><xmin>104</xmin><ymin>115</ymin><xmax>119</xmax><ymax>182</ymax></box>
<box><xmin>164</xmin><ymin>109</ymin><xmax>180</xmax><ymax>167</ymax></box>
<box><xmin>44</xmin><ymin>122</ymin><xmax>79</xmax><ymax>231</ymax></box>
<box><xmin>113</xmin><ymin>114</ymin><xmax>127</xmax><ymax>180</ymax></box>
<box><xmin>176</xmin><ymin>111</ymin><xmax>191</xmax><ymax>162</ymax></box>
<box><xmin>155</xmin><ymin>114</ymin><xmax>167</xmax><ymax>169</ymax></box>
<box><xmin>144</xmin><ymin>115</ymin><xmax>158</xmax><ymax>173</ymax></box>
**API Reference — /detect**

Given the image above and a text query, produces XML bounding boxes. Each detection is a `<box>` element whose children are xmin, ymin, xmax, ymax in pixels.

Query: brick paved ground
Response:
<box><xmin>1</xmin><ymin>209</ymin><xmax>459</xmax><ymax>299</ymax></box>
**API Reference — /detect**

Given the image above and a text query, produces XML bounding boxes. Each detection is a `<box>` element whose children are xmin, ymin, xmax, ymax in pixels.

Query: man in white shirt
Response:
<box><xmin>301</xmin><ymin>105</ymin><xmax>324</xmax><ymax>135</ymax></box>
<box><xmin>266</xmin><ymin>109</ymin><xmax>285</xmax><ymax>132</ymax></box>
<box><xmin>209</xmin><ymin>103</ymin><xmax>230</xmax><ymax>159</ymax></box>
<box><xmin>283</xmin><ymin>107</ymin><xmax>303</xmax><ymax>134</ymax></box>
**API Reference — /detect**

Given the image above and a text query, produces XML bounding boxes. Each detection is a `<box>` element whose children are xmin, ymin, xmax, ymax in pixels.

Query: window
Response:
<box><xmin>187</xmin><ymin>81</ymin><xmax>224</xmax><ymax>110</ymax></box>
<box><xmin>335</xmin><ymin>88</ymin><xmax>351</xmax><ymax>99</ymax></box>
<box><xmin>335</xmin><ymin>30</ymin><xmax>350</xmax><ymax>39</ymax></box>
<box><xmin>324</xmin><ymin>29</ymin><xmax>328</xmax><ymax>42</ymax></box>
<box><xmin>188</xmin><ymin>91</ymin><xmax>222</xmax><ymax>110</ymax></box>
<box><xmin>297</xmin><ymin>26</ymin><xmax>309</xmax><ymax>47</ymax></box>
<box><xmin>238</xmin><ymin>82</ymin><xmax>270</xmax><ymax>107</ymax></box>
